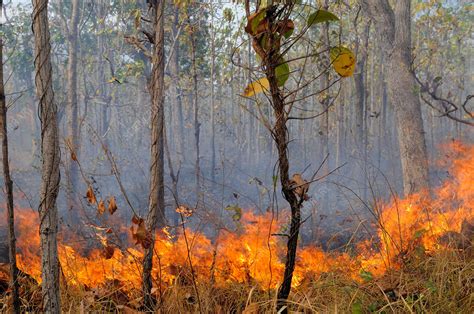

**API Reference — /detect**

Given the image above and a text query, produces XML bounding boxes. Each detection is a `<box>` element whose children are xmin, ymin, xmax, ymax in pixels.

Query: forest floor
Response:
<box><xmin>0</xmin><ymin>247</ymin><xmax>472</xmax><ymax>313</ymax></box>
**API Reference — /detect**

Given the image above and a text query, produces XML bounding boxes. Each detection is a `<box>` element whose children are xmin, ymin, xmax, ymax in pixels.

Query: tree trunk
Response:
<box><xmin>210</xmin><ymin>2</ymin><xmax>216</xmax><ymax>185</ymax></box>
<box><xmin>0</xmin><ymin>14</ymin><xmax>21</xmax><ymax>312</ymax></box>
<box><xmin>32</xmin><ymin>0</ymin><xmax>61</xmax><ymax>312</ymax></box>
<box><xmin>143</xmin><ymin>0</ymin><xmax>165</xmax><ymax>310</ymax></box>
<box><xmin>189</xmin><ymin>16</ymin><xmax>201</xmax><ymax>196</ymax></box>
<box><xmin>169</xmin><ymin>5</ymin><xmax>185</xmax><ymax>163</ymax></box>
<box><xmin>66</xmin><ymin>0</ymin><xmax>80</xmax><ymax>214</ymax></box>
<box><xmin>362</xmin><ymin>0</ymin><xmax>429</xmax><ymax>195</ymax></box>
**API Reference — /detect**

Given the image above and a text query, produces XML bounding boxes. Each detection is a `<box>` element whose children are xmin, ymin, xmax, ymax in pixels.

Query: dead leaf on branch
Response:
<box><xmin>330</xmin><ymin>46</ymin><xmax>356</xmax><ymax>77</ymax></box>
<box><xmin>98</xmin><ymin>199</ymin><xmax>106</xmax><ymax>215</ymax></box>
<box><xmin>131</xmin><ymin>215</ymin><xmax>153</xmax><ymax>249</ymax></box>
<box><xmin>176</xmin><ymin>205</ymin><xmax>194</xmax><ymax>218</ymax></box>
<box><xmin>108</xmin><ymin>196</ymin><xmax>118</xmax><ymax>215</ymax></box>
<box><xmin>290</xmin><ymin>173</ymin><xmax>310</xmax><ymax>201</ymax></box>
<box><xmin>86</xmin><ymin>185</ymin><xmax>97</xmax><ymax>205</ymax></box>
<box><xmin>103</xmin><ymin>244</ymin><xmax>115</xmax><ymax>260</ymax></box>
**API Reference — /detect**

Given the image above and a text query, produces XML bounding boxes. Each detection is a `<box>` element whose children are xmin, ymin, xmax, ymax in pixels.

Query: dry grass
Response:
<box><xmin>1</xmin><ymin>247</ymin><xmax>472</xmax><ymax>313</ymax></box>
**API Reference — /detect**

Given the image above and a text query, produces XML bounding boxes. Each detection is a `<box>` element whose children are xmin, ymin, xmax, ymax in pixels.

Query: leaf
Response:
<box><xmin>277</xmin><ymin>19</ymin><xmax>295</xmax><ymax>39</ymax></box>
<box><xmin>243</xmin><ymin>77</ymin><xmax>270</xmax><ymax>97</ymax></box>
<box><xmin>71</xmin><ymin>151</ymin><xmax>77</xmax><ymax>161</ymax></box>
<box><xmin>131</xmin><ymin>217</ymin><xmax>152</xmax><ymax>249</ymax></box>
<box><xmin>307</xmin><ymin>10</ymin><xmax>339</xmax><ymax>27</ymax></box>
<box><xmin>359</xmin><ymin>269</ymin><xmax>373</xmax><ymax>282</ymax></box>
<box><xmin>330</xmin><ymin>46</ymin><xmax>356</xmax><ymax>77</ymax></box>
<box><xmin>103</xmin><ymin>245</ymin><xmax>115</xmax><ymax>259</ymax></box>
<box><xmin>176</xmin><ymin>205</ymin><xmax>194</xmax><ymax>217</ymax></box>
<box><xmin>225</xmin><ymin>205</ymin><xmax>242</xmax><ymax>222</ymax></box>
<box><xmin>245</xmin><ymin>9</ymin><xmax>267</xmax><ymax>36</ymax></box>
<box><xmin>108</xmin><ymin>196</ymin><xmax>118</xmax><ymax>215</ymax></box>
<box><xmin>131</xmin><ymin>214</ymin><xmax>141</xmax><ymax>225</ymax></box>
<box><xmin>414</xmin><ymin>228</ymin><xmax>426</xmax><ymax>239</ymax></box>
<box><xmin>351</xmin><ymin>301</ymin><xmax>363</xmax><ymax>314</ymax></box>
<box><xmin>97</xmin><ymin>199</ymin><xmax>106</xmax><ymax>215</ymax></box>
<box><xmin>133</xmin><ymin>9</ymin><xmax>141</xmax><ymax>29</ymax></box>
<box><xmin>276</xmin><ymin>61</ymin><xmax>290</xmax><ymax>86</ymax></box>
<box><xmin>86</xmin><ymin>186</ymin><xmax>97</xmax><ymax>205</ymax></box>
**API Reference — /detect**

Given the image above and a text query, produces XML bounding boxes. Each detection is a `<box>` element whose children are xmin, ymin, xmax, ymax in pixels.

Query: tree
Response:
<box><xmin>241</xmin><ymin>2</ymin><xmax>354</xmax><ymax>311</ymax></box>
<box><xmin>65</xmin><ymin>0</ymin><xmax>80</xmax><ymax>214</ymax></box>
<box><xmin>32</xmin><ymin>0</ymin><xmax>61</xmax><ymax>312</ymax></box>
<box><xmin>361</xmin><ymin>0</ymin><xmax>429</xmax><ymax>195</ymax></box>
<box><xmin>142</xmin><ymin>0</ymin><xmax>165</xmax><ymax>310</ymax></box>
<box><xmin>0</xmin><ymin>1</ymin><xmax>20</xmax><ymax>311</ymax></box>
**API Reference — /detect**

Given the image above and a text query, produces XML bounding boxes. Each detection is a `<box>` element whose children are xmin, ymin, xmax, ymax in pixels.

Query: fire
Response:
<box><xmin>3</xmin><ymin>142</ymin><xmax>473</xmax><ymax>294</ymax></box>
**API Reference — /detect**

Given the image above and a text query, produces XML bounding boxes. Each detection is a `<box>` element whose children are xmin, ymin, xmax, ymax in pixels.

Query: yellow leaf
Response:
<box><xmin>330</xmin><ymin>46</ymin><xmax>356</xmax><ymax>77</ymax></box>
<box><xmin>242</xmin><ymin>77</ymin><xmax>270</xmax><ymax>97</ymax></box>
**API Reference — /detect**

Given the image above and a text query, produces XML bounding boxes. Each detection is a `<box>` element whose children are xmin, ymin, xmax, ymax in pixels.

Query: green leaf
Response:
<box><xmin>359</xmin><ymin>269</ymin><xmax>373</xmax><ymax>282</ymax></box>
<box><xmin>351</xmin><ymin>301</ymin><xmax>363</xmax><ymax>314</ymax></box>
<box><xmin>414</xmin><ymin>228</ymin><xmax>426</xmax><ymax>239</ymax></box>
<box><xmin>276</xmin><ymin>60</ymin><xmax>290</xmax><ymax>86</ymax></box>
<box><xmin>307</xmin><ymin>10</ymin><xmax>339</xmax><ymax>27</ymax></box>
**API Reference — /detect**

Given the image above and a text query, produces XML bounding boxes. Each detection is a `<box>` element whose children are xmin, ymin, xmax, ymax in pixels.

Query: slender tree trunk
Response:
<box><xmin>254</xmin><ymin>11</ymin><xmax>302</xmax><ymax>312</ymax></box>
<box><xmin>210</xmin><ymin>2</ymin><xmax>216</xmax><ymax>185</ymax></box>
<box><xmin>189</xmin><ymin>16</ymin><xmax>201</xmax><ymax>196</ymax></box>
<box><xmin>32</xmin><ymin>0</ymin><xmax>61</xmax><ymax>312</ymax></box>
<box><xmin>97</xmin><ymin>0</ymin><xmax>110</xmax><ymax>145</ymax></box>
<box><xmin>353</xmin><ymin>19</ymin><xmax>370</xmax><ymax>200</ymax></box>
<box><xmin>362</xmin><ymin>0</ymin><xmax>429</xmax><ymax>195</ymax></box>
<box><xmin>143</xmin><ymin>0</ymin><xmax>165</xmax><ymax>310</ymax></box>
<box><xmin>319</xmin><ymin>2</ymin><xmax>330</xmax><ymax>208</ymax></box>
<box><xmin>169</xmin><ymin>5</ymin><xmax>185</xmax><ymax>163</ymax></box>
<box><xmin>0</xmin><ymin>12</ymin><xmax>21</xmax><ymax>312</ymax></box>
<box><xmin>66</xmin><ymin>0</ymin><xmax>80</xmax><ymax>213</ymax></box>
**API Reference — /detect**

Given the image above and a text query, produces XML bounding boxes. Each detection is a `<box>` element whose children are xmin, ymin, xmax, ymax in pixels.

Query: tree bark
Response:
<box><xmin>210</xmin><ymin>2</ymin><xmax>216</xmax><ymax>185</ymax></box>
<box><xmin>32</xmin><ymin>0</ymin><xmax>61</xmax><ymax>312</ymax></box>
<box><xmin>189</xmin><ymin>15</ymin><xmax>201</xmax><ymax>196</ymax></box>
<box><xmin>143</xmin><ymin>0</ymin><xmax>165</xmax><ymax>310</ymax></box>
<box><xmin>65</xmin><ymin>0</ymin><xmax>80</xmax><ymax>213</ymax></box>
<box><xmin>0</xmin><ymin>10</ymin><xmax>21</xmax><ymax>312</ymax></box>
<box><xmin>362</xmin><ymin>0</ymin><xmax>429</xmax><ymax>195</ymax></box>
<box><xmin>169</xmin><ymin>5</ymin><xmax>185</xmax><ymax>163</ymax></box>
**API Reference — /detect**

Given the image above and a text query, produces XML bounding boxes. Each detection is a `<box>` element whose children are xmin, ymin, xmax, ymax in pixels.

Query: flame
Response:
<box><xmin>3</xmin><ymin>142</ymin><xmax>472</xmax><ymax>293</ymax></box>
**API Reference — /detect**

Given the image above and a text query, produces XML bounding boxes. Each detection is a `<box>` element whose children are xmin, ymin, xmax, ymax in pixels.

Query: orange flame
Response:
<box><xmin>3</xmin><ymin>141</ymin><xmax>472</xmax><ymax>292</ymax></box>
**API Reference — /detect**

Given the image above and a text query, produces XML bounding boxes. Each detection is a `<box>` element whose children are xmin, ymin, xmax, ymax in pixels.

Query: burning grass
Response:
<box><xmin>1</xmin><ymin>142</ymin><xmax>473</xmax><ymax>312</ymax></box>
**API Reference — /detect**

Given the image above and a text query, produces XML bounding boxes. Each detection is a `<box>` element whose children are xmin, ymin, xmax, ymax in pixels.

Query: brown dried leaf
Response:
<box><xmin>131</xmin><ymin>217</ymin><xmax>152</xmax><ymax>249</ymax></box>
<box><xmin>98</xmin><ymin>199</ymin><xmax>106</xmax><ymax>215</ymax></box>
<box><xmin>176</xmin><ymin>205</ymin><xmax>194</xmax><ymax>217</ymax></box>
<box><xmin>86</xmin><ymin>186</ymin><xmax>97</xmax><ymax>205</ymax></box>
<box><xmin>291</xmin><ymin>173</ymin><xmax>309</xmax><ymax>200</ymax></box>
<box><xmin>71</xmin><ymin>151</ymin><xmax>77</xmax><ymax>161</ymax></box>
<box><xmin>103</xmin><ymin>245</ymin><xmax>115</xmax><ymax>259</ymax></box>
<box><xmin>108</xmin><ymin>196</ymin><xmax>118</xmax><ymax>215</ymax></box>
<box><xmin>131</xmin><ymin>214</ymin><xmax>141</xmax><ymax>225</ymax></box>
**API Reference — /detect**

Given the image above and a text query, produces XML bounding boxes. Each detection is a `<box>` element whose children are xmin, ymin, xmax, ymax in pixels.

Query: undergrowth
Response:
<box><xmin>1</xmin><ymin>248</ymin><xmax>472</xmax><ymax>313</ymax></box>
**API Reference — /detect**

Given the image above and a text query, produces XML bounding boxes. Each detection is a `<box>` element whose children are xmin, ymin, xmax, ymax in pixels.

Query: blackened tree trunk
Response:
<box><xmin>32</xmin><ymin>0</ymin><xmax>61</xmax><ymax>312</ymax></box>
<box><xmin>362</xmin><ymin>0</ymin><xmax>429</xmax><ymax>195</ymax></box>
<box><xmin>143</xmin><ymin>0</ymin><xmax>165</xmax><ymax>310</ymax></box>
<box><xmin>0</xmin><ymin>5</ymin><xmax>21</xmax><ymax>311</ymax></box>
